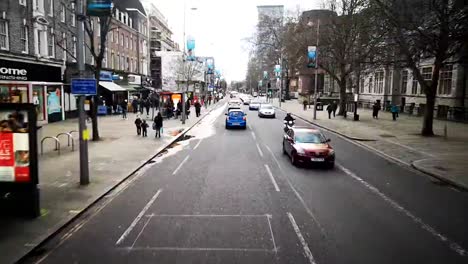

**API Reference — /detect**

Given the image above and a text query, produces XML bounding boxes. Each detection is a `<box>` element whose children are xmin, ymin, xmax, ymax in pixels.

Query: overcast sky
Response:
<box><xmin>148</xmin><ymin>0</ymin><xmax>322</xmax><ymax>82</ymax></box>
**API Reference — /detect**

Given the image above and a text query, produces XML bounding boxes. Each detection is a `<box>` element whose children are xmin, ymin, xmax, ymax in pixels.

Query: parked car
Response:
<box><xmin>258</xmin><ymin>104</ymin><xmax>275</xmax><ymax>118</ymax></box>
<box><xmin>225</xmin><ymin>109</ymin><xmax>247</xmax><ymax>129</ymax></box>
<box><xmin>282</xmin><ymin>127</ymin><xmax>335</xmax><ymax>169</ymax></box>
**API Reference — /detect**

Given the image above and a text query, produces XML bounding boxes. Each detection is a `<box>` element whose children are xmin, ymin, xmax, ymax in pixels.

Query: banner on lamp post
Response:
<box><xmin>87</xmin><ymin>0</ymin><xmax>113</xmax><ymax>17</ymax></box>
<box><xmin>307</xmin><ymin>46</ymin><xmax>317</xmax><ymax>68</ymax></box>
<box><xmin>274</xmin><ymin>65</ymin><xmax>281</xmax><ymax>78</ymax></box>
<box><xmin>263</xmin><ymin>71</ymin><xmax>268</xmax><ymax>80</ymax></box>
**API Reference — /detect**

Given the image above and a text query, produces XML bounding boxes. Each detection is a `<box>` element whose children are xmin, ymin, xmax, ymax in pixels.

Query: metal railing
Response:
<box><xmin>41</xmin><ymin>137</ymin><xmax>60</xmax><ymax>155</ymax></box>
<box><xmin>41</xmin><ymin>130</ymin><xmax>78</xmax><ymax>155</ymax></box>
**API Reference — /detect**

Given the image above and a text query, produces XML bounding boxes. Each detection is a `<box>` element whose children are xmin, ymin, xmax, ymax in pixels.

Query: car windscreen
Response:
<box><xmin>229</xmin><ymin>111</ymin><xmax>244</xmax><ymax>117</ymax></box>
<box><xmin>294</xmin><ymin>131</ymin><xmax>326</xmax><ymax>143</ymax></box>
<box><xmin>261</xmin><ymin>105</ymin><xmax>273</xmax><ymax>109</ymax></box>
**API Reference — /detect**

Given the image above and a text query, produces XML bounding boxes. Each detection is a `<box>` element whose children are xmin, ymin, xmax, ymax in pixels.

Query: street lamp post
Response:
<box><xmin>313</xmin><ymin>19</ymin><xmax>320</xmax><ymax>120</ymax></box>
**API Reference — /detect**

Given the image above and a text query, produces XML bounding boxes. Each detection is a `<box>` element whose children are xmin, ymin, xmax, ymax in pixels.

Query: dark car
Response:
<box><xmin>282</xmin><ymin>127</ymin><xmax>335</xmax><ymax>169</ymax></box>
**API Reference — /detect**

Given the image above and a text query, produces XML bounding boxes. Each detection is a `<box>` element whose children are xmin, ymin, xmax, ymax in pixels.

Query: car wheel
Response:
<box><xmin>282</xmin><ymin>142</ymin><xmax>287</xmax><ymax>155</ymax></box>
<box><xmin>225</xmin><ymin>124</ymin><xmax>229</xmax><ymax>129</ymax></box>
<box><xmin>290</xmin><ymin>151</ymin><xmax>298</xmax><ymax>166</ymax></box>
<box><xmin>273</xmin><ymin>114</ymin><xmax>276</xmax><ymax>118</ymax></box>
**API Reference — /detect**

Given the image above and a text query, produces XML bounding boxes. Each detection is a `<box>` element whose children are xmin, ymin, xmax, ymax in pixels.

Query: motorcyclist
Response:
<box><xmin>284</xmin><ymin>113</ymin><xmax>295</xmax><ymax>122</ymax></box>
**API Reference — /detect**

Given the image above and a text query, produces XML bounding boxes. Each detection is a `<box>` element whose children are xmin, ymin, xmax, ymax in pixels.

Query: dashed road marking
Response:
<box><xmin>264</xmin><ymin>164</ymin><xmax>280</xmax><ymax>192</ymax></box>
<box><xmin>115</xmin><ymin>189</ymin><xmax>163</xmax><ymax>245</ymax></box>
<box><xmin>256</xmin><ymin>143</ymin><xmax>264</xmax><ymax>157</ymax></box>
<box><xmin>251</xmin><ymin>131</ymin><xmax>257</xmax><ymax>140</ymax></box>
<box><xmin>193</xmin><ymin>139</ymin><xmax>203</xmax><ymax>150</ymax></box>
<box><xmin>287</xmin><ymin>212</ymin><xmax>317</xmax><ymax>264</ymax></box>
<box><xmin>172</xmin><ymin>155</ymin><xmax>190</xmax><ymax>175</ymax></box>
<box><xmin>337</xmin><ymin>164</ymin><xmax>467</xmax><ymax>257</ymax></box>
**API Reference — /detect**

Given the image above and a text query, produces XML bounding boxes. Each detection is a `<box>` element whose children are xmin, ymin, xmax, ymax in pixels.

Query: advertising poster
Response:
<box><xmin>47</xmin><ymin>86</ymin><xmax>62</xmax><ymax>122</ymax></box>
<box><xmin>0</xmin><ymin>110</ymin><xmax>30</xmax><ymax>182</ymax></box>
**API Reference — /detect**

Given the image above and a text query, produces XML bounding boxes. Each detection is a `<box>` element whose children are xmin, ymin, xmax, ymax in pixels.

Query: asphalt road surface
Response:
<box><xmin>22</xmin><ymin>100</ymin><xmax>468</xmax><ymax>264</ymax></box>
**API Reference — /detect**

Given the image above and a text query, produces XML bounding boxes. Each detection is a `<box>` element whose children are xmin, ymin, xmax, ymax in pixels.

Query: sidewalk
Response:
<box><xmin>273</xmin><ymin>99</ymin><xmax>468</xmax><ymax>190</ymax></box>
<box><xmin>0</xmin><ymin>103</ymin><xmax>220</xmax><ymax>264</ymax></box>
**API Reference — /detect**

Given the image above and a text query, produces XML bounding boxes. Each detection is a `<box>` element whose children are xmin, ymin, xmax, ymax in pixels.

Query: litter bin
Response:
<box><xmin>315</xmin><ymin>102</ymin><xmax>323</xmax><ymax>111</ymax></box>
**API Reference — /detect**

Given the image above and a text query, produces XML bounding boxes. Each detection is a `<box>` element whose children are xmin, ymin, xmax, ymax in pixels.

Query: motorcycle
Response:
<box><xmin>283</xmin><ymin>120</ymin><xmax>295</xmax><ymax>133</ymax></box>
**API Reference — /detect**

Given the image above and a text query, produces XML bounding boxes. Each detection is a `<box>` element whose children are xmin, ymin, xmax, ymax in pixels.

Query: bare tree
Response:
<box><xmin>54</xmin><ymin>3</ymin><xmax>114</xmax><ymax>141</ymax></box>
<box><xmin>318</xmin><ymin>0</ymin><xmax>386</xmax><ymax>116</ymax></box>
<box><xmin>174</xmin><ymin>57</ymin><xmax>204</xmax><ymax>123</ymax></box>
<box><xmin>371</xmin><ymin>0</ymin><xmax>468</xmax><ymax>136</ymax></box>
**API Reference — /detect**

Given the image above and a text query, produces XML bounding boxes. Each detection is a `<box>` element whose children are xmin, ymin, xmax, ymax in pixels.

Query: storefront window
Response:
<box><xmin>46</xmin><ymin>86</ymin><xmax>62</xmax><ymax>123</ymax></box>
<box><xmin>33</xmin><ymin>85</ymin><xmax>45</xmax><ymax>121</ymax></box>
<box><xmin>0</xmin><ymin>85</ymin><xmax>28</xmax><ymax>103</ymax></box>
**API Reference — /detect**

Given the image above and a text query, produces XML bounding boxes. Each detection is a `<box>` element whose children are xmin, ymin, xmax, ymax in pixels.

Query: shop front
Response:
<box><xmin>0</xmin><ymin>58</ymin><xmax>64</xmax><ymax>124</ymax></box>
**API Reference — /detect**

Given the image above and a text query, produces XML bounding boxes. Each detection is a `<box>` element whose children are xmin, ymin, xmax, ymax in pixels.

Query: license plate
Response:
<box><xmin>232</xmin><ymin>123</ymin><xmax>240</xmax><ymax>125</ymax></box>
<box><xmin>311</xmin><ymin>158</ymin><xmax>325</xmax><ymax>162</ymax></box>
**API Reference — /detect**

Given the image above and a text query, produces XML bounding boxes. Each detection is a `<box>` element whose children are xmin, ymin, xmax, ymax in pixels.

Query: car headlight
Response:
<box><xmin>328</xmin><ymin>149</ymin><xmax>335</xmax><ymax>155</ymax></box>
<box><xmin>295</xmin><ymin>146</ymin><xmax>306</xmax><ymax>155</ymax></box>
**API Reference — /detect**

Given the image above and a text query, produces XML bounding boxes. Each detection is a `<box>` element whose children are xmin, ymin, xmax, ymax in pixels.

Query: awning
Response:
<box><xmin>99</xmin><ymin>81</ymin><xmax>127</xmax><ymax>92</ymax></box>
<box><xmin>119</xmin><ymin>85</ymin><xmax>139</xmax><ymax>92</ymax></box>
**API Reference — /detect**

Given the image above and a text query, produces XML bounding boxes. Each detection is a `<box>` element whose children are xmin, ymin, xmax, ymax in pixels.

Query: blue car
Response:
<box><xmin>225</xmin><ymin>109</ymin><xmax>247</xmax><ymax>129</ymax></box>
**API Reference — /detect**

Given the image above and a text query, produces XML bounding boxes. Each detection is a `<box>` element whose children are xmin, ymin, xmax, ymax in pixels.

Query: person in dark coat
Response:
<box><xmin>134</xmin><ymin>115</ymin><xmax>142</xmax><ymax>135</ymax></box>
<box><xmin>303</xmin><ymin>100</ymin><xmax>308</xmax><ymax>111</ymax></box>
<box><xmin>176</xmin><ymin>101</ymin><xmax>182</xmax><ymax>118</ymax></box>
<box><xmin>332</xmin><ymin>101</ymin><xmax>338</xmax><ymax>117</ymax></box>
<box><xmin>391</xmin><ymin>104</ymin><xmax>399</xmax><ymax>121</ymax></box>
<box><xmin>194</xmin><ymin>101</ymin><xmax>201</xmax><ymax>117</ymax></box>
<box><xmin>121</xmin><ymin>100</ymin><xmax>128</xmax><ymax>119</ymax></box>
<box><xmin>141</xmin><ymin>120</ymin><xmax>149</xmax><ymax>137</ymax></box>
<box><xmin>153</xmin><ymin>112</ymin><xmax>163</xmax><ymax>138</ymax></box>
<box><xmin>185</xmin><ymin>100</ymin><xmax>191</xmax><ymax>118</ymax></box>
<box><xmin>139</xmin><ymin>99</ymin><xmax>145</xmax><ymax>114</ymax></box>
<box><xmin>326</xmin><ymin>104</ymin><xmax>333</xmax><ymax>119</ymax></box>
<box><xmin>372</xmin><ymin>102</ymin><xmax>381</xmax><ymax>119</ymax></box>
<box><xmin>131</xmin><ymin>99</ymin><xmax>138</xmax><ymax>113</ymax></box>
<box><xmin>144</xmin><ymin>99</ymin><xmax>150</xmax><ymax>116</ymax></box>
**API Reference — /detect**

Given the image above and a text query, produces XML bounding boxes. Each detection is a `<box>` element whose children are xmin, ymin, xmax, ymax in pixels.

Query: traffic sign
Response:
<box><xmin>71</xmin><ymin>79</ymin><xmax>97</xmax><ymax>95</ymax></box>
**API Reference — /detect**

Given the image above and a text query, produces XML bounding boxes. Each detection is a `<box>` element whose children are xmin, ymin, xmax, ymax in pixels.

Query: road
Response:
<box><xmin>23</xmin><ymin>100</ymin><xmax>468</xmax><ymax>264</ymax></box>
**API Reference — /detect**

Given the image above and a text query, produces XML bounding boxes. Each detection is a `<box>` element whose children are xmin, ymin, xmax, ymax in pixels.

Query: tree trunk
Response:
<box><xmin>421</xmin><ymin>91</ymin><xmax>435</xmax><ymax>136</ymax></box>
<box><xmin>337</xmin><ymin>78</ymin><xmax>347</xmax><ymax>116</ymax></box>
<box><xmin>92</xmin><ymin>62</ymin><xmax>102</xmax><ymax>141</ymax></box>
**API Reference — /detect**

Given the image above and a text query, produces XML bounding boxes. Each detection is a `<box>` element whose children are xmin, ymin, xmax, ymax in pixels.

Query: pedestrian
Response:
<box><xmin>141</xmin><ymin>120</ymin><xmax>149</xmax><ymax>137</ymax></box>
<box><xmin>332</xmin><ymin>101</ymin><xmax>338</xmax><ymax>117</ymax></box>
<box><xmin>139</xmin><ymin>98</ymin><xmax>145</xmax><ymax>114</ymax></box>
<box><xmin>372</xmin><ymin>102</ymin><xmax>381</xmax><ymax>119</ymax></box>
<box><xmin>134</xmin><ymin>115</ymin><xmax>142</xmax><ymax>135</ymax></box>
<box><xmin>194</xmin><ymin>100</ymin><xmax>201</xmax><ymax>117</ymax></box>
<box><xmin>391</xmin><ymin>104</ymin><xmax>399</xmax><ymax>121</ymax></box>
<box><xmin>145</xmin><ymin>99</ymin><xmax>150</xmax><ymax>116</ymax></box>
<box><xmin>208</xmin><ymin>95</ymin><xmax>212</xmax><ymax>105</ymax></box>
<box><xmin>121</xmin><ymin>100</ymin><xmax>128</xmax><ymax>119</ymax></box>
<box><xmin>185</xmin><ymin>99</ymin><xmax>191</xmax><ymax>118</ymax></box>
<box><xmin>303</xmin><ymin>99</ymin><xmax>308</xmax><ymax>111</ymax></box>
<box><xmin>326</xmin><ymin>103</ymin><xmax>333</xmax><ymax>119</ymax></box>
<box><xmin>153</xmin><ymin>112</ymin><xmax>163</xmax><ymax>138</ymax></box>
<box><xmin>131</xmin><ymin>98</ymin><xmax>138</xmax><ymax>113</ymax></box>
<box><xmin>176</xmin><ymin>101</ymin><xmax>182</xmax><ymax>118</ymax></box>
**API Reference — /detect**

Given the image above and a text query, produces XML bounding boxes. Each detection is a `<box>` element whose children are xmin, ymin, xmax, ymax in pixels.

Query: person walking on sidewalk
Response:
<box><xmin>326</xmin><ymin>103</ymin><xmax>333</xmax><ymax>119</ymax></box>
<box><xmin>303</xmin><ymin>99</ymin><xmax>308</xmax><ymax>111</ymax></box>
<box><xmin>186</xmin><ymin>99</ymin><xmax>191</xmax><ymax>119</ymax></box>
<box><xmin>134</xmin><ymin>115</ymin><xmax>142</xmax><ymax>135</ymax></box>
<box><xmin>141</xmin><ymin>120</ymin><xmax>149</xmax><ymax>137</ymax></box>
<box><xmin>144</xmin><ymin>99</ymin><xmax>150</xmax><ymax>117</ymax></box>
<box><xmin>372</xmin><ymin>102</ymin><xmax>381</xmax><ymax>119</ymax></box>
<box><xmin>153</xmin><ymin>112</ymin><xmax>163</xmax><ymax>138</ymax></box>
<box><xmin>391</xmin><ymin>104</ymin><xmax>399</xmax><ymax>121</ymax></box>
<box><xmin>132</xmin><ymin>98</ymin><xmax>138</xmax><ymax>114</ymax></box>
<box><xmin>194</xmin><ymin>100</ymin><xmax>201</xmax><ymax>117</ymax></box>
<box><xmin>332</xmin><ymin>101</ymin><xmax>338</xmax><ymax>117</ymax></box>
<box><xmin>121</xmin><ymin>100</ymin><xmax>128</xmax><ymax>119</ymax></box>
<box><xmin>139</xmin><ymin>99</ymin><xmax>145</xmax><ymax>115</ymax></box>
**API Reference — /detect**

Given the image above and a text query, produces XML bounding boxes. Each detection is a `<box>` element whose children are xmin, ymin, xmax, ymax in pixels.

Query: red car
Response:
<box><xmin>283</xmin><ymin>127</ymin><xmax>335</xmax><ymax>169</ymax></box>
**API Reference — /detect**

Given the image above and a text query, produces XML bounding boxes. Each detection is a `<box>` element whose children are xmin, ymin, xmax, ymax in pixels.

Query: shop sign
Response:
<box><xmin>0</xmin><ymin>59</ymin><xmax>61</xmax><ymax>82</ymax></box>
<box><xmin>128</xmin><ymin>75</ymin><xmax>142</xmax><ymax>85</ymax></box>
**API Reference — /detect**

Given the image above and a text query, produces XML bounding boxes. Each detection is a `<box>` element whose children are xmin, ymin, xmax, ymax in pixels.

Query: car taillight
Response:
<box><xmin>243</xmin><ymin>116</ymin><xmax>246</xmax><ymax>120</ymax></box>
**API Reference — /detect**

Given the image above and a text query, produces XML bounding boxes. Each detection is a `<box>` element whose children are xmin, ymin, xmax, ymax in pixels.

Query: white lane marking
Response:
<box><xmin>115</xmin><ymin>189</ymin><xmax>162</xmax><ymax>245</ymax></box>
<box><xmin>287</xmin><ymin>212</ymin><xmax>317</xmax><ymax>264</ymax></box>
<box><xmin>248</xmin><ymin>124</ymin><xmax>253</xmax><ymax>130</ymax></box>
<box><xmin>251</xmin><ymin>131</ymin><xmax>257</xmax><ymax>140</ymax></box>
<box><xmin>256</xmin><ymin>143</ymin><xmax>264</xmax><ymax>157</ymax></box>
<box><xmin>337</xmin><ymin>164</ymin><xmax>467</xmax><ymax>257</ymax></box>
<box><xmin>267</xmin><ymin>214</ymin><xmax>278</xmax><ymax>253</ymax></box>
<box><xmin>130</xmin><ymin>214</ymin><xmax>152</xmax><ymax>248</ymax></box>
<box><xmin>193</xmin><ymin>139</ymin><xmax>203</xmax><ymax>150</ymax></box>
<box><xmin>265</xmin><ymin>145</ymin><xmax>327</xmax><ymax>237</ymax></box>
<box><xmin>354</xmin><ymin>141</ymin><xmax>411</xmax><ymax>166</ymax></box>
<box><xmin>264</xmin><ymin>164</ymin><xmax>280</xmax><ymax>192</ymax></box>
<box><xmin>172</xmin><ymin>155</ymin><xmax>190</xmax><ymax>175</ymax></box>
<box><xmin>144</xmin><ymin>214</ymin><xmax>268</xmax><ymax>218</ymax></box>
<box><xmin>119</xmin><ymin>247</ymin><xmax>274</xmax><ymax>252</ymax></box>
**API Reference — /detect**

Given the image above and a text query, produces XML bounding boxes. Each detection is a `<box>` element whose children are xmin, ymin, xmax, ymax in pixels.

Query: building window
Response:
<box><xmin>72</xmin><ymin>36</ymin><xmax>77</xmax><ymax>61</ymax></box>
<box><xmin>401</xmin><ymin>70</ymin><xmax>408</xmax><ymax>94</ymax></box>
<box><xmin>439</xmin><ymin>65</ymin><xmax>453</xmax><ymax>95</ymax></box>
<box><xmin>61</xmin><ymin>32</ymin><xmax>66</xmax><ymax>60</ymax></box>
<box><xmin>71</xmin><ymin>3</ymin><xmax>76</xmax><ymax>27</ymax></box>
<box><xmin>126</xmin><ymin>36</ymin><xmax>129</xmax><ymax>48</ymax></box>
<box><xmin>375</xmin><ymin>71</ymin><xmax>384</xmax><ymax>94</ymax></box>
<box><xmin>0</xmin><ymin>20</ymin><xmax>9</xmax><ymax>50</ymax></box>
<box><xmin>104</xmin><ymin>48</ymin><xmax>108</xmax><ymax>68</ymax></box>
<box><xmin>368</xmin><ymin>77</ymin><xmax>373</xmax><ymax>93</ymax></box>
<box><xmin>121</xmin><ymin>33</ymin><xmax>124</xmax><ymax>47</ymax></box>
<box><xmin>359</xmin><ymin>78</ymin><xmax>364</xmax><ymax>93</ymax></box>
<box><xmin>411</xmin><ymin>73</ymin><xmax>418</xmax><ymax>95</ymax></box>
<box><xmin>48</xmin><ymin>0</ymin><xmax>53</xmax><ymax>17</ymax></box>
<box><xmin>21</xmin><ymin>26</ymin><xmax>28</xmax><ymax>53</ymax></box>
<box><xmin>117</xmin><ymin>54</ymin><xmax>120</xmax><ymax>70</ymax></box>
<box><xmin>19</xmin><ymin>0</ymin><xmax>27</xmax><ymax>6</ymax></box>
<box><xmin>48</xmin><ymin>28</ymin><xmax>55</xmax><ymax>57</ymax></box>
<box><xmin>111</xmin><ymin>51</ymin><xmax>115</xmax><ymax>69</ymax></box>
<box><xmin>126</xmin><ymin>57</ymin><xmax>130</xmax><ymax>71</ymax></box>
<box><xmin>60</xmin><ymin>4</ymin><xmax>66</xmax><ymax>22</ymax></box>
<box><xmin>115</xmin><ymin>29</ymin><xmax>118</xmax><ymax>43</ymax></box>
<box><xmin>34</xmin><ymin>0</ymin><xmax>45</xmax><ymax>13</ymax></box>
<box><xmin>421</xmin><ymin>67</ymin><xmax>432</xmax><ymax>94</ymax></box>
<box><xmin>130</xmin><ymin>36</ymin><xmax>133</xmax><ymax>50</ymax></box>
